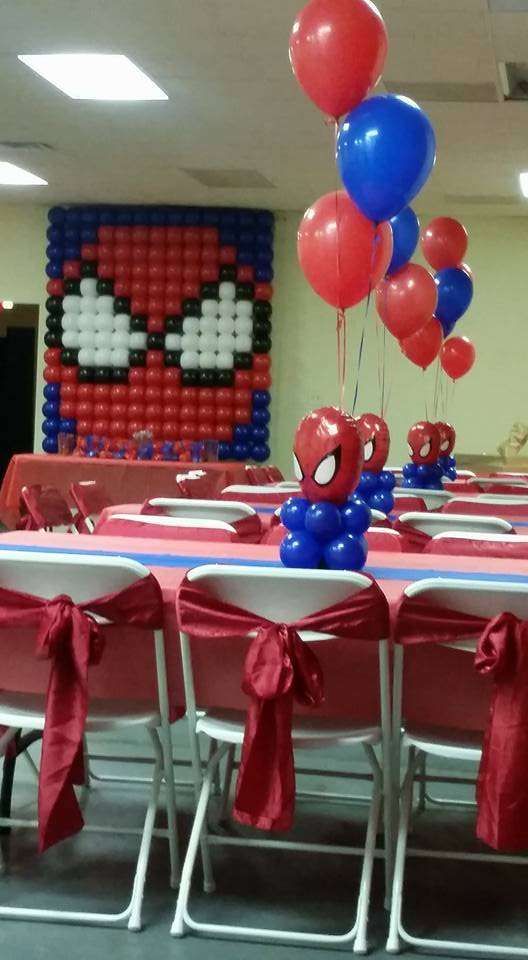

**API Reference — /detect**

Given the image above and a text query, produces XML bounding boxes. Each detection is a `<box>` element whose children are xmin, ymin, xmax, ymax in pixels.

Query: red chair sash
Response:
<box><xmin>392</xmin><ymin>496</ymin><xmax>427</xmax><ymax>513</ymax></box>
<box><xmin>442</xmin><ymin>499</ymin><xmax>528</xmax><ymax>518</ymax></box>
<box><xmin>0</xmin><ymin>573</ymin><xmax>163</xmax><ymax>852</ymax></box>
<box><xmin>366</xmin><ymin>529</ymin><xmax>403</xmax><ymax>552</ymax></box>
<box><xmin>20</xmin><ymin>486</ymin><xmax>75</xmax><ymax>532</ymax></box>
<box><xmin>396</xmin><ymin>594</ymin><xmax>528</xmax><ymax>851</ymax></box>
<box><xmin>71</xmin><ymin>482</ymin><xmax>110</xmax><ymax>533</ymax></box>
<box><xmin>230</xmin><ymin>514</ymin><xmax>263</xmax><ymax>543</ymax></box>
<box><xmin>177</xmin><ymin>577</ymin><xmax>389</xmax><ymax>832</ymax></box>
<box><xmin>393</xmin><ymin>519</ymin><xmax>431</xmax><ymax>553</ymax></box>
<box><xmin>425</xmin><ymin>536</ymin><xmax>527</xmax><ymax>560</ymax></box>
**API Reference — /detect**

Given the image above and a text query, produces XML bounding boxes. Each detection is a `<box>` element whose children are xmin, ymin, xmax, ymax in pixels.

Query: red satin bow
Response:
<box><xmin>393</xmin><ymin>519</ymin><xmax>431</xmax><ymax>553</ymax></box>
<box><xmin>396</xmin><ymin>596</ymin><xmax>528</xmax><ymax>851</ymax></box>
<box><xmin>0</xmin><ymin>573</ymin><xmax>163</xmax><ymax>852</ymax></box>
<box><xmin>177</xmin><ymin>577</ymin><xmax>389</xmax><ymax>832</ymax></box>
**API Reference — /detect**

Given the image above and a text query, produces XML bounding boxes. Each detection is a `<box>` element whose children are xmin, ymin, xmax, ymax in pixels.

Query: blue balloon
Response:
<box><xmin>280</xmin><ymin>531</ymin><xmax>322</xmax><ymax>569</ymax></box>
<box><xmin>46</xmin><ymin>261</ymin><xmax>63</xmax><ymax>279</ymax></box>
<box><xmin>253</xmin><ymin>390</ymin><xmax>271</xmax><ymax>408</ymax></box>
<box><xmin>416</xmin><ymin>464</ymin><xmax>432</xmax><ymax>485</ymax></box>
<box><xmin>251</xmin><ymin>442</ymin><xmax>270</xmax><ymax>462</ymax></box>
<box><xmin>42</xmin><ymin>401</ymin><xmax>59</xmax><ymax>418</ymax></box>
<box><xmin>341</xmin><ymin>496</ymin><xmax>371</xmax><ymax>535</ymax></box>
<box><xmin>305</xmin><ymin>502</ymin><xmax>342</xmax><ymax>541</ymax></box>
<box><xmin>368</xmin><ymin>489</ymin><xmax>394</xmax><ymax>514</ymax></box>
<box><xmin>48</xmin><ymin>207</ymin><xmax>66</xmax><ymax>225</ymax></box>
<box><xmin>42</xmin><ymin>436</ymin><xmax>58</xmax><ymax>453</ymax></box>
<box><xmin>47</xmin><ymin>226</ymin><xmax>63</xmax><ymax>242</ymax></box>
<box><xmin>220</xmin><ymin>230</ymin><xmax>237</xmax><ymax>246</ymax></box>
<box><xmin>255</xmin><ymin>266</ymin><xmax>274</xmax><ymax>283</ymax></box>
<box><xmin>324</xmin><ymin>534</ymin><xmax>367</xmax><ymax>571</ymax></box>
<box><xmin>237</xmin><ymin>247</ymin><xmax>255</xmax><ymax>266</ymax></box>
<box><xmin>59</xmin><ymin>418</ymin><xmax>76</xmax><ymax>433</ymax></box>
<box><xmin>64</xmin><ymin>245</ymin><xmax>81</xmax><ymax>261</ymax></box>
<box><xmin>46</xmin><ymin>244</ymin><xmax>64</xmax><ymax>260</ymax></box>
<box><xmin>356</xmin><ymin>471</ymin><xmax>378</xmax><ymax>495</ymax></box>
<box><xmin>234</xmin><ymin>424</ymin><xmax>251</xmax><ymax>441</ymax></box>
<box><xmin>379</xmin><ymin>470</ymin><xmax>396</xmax><ymax>491</ymax></box>
<box><xmin>387</xmin><ymin>207</ymin><xmax>420</xmax><ymax>275</ymax></box>
<box><xmin>233</xmin><ymin>442</ymin><xmax>250</xmax><ymax>460</ymax></box>
<box><xmin>42</xmin><ymin>418</ymin><xmax>60</xmax><ymax>437</ymax></box>
<box><xmin>402</xmin><ymin>477</ymin><xmax>415</xmax><ymax>488</ymax></box>
<box><xmin>81</xmin><ymin>227</ymin><xmax>98</xmax><ymax>243</ymax></box>
<box><xmin>438</xmin><ymin>315</ymin><xmax>457</xmax><ymax>338</ymax></box>
<box><xmin>251</xmin><ymin>425</ymin><xmax>270</xmax><ymax>442</ymax></box>
<box><xmin>336</xmin><ymin>95</ymin><xmax>436</xmax><ymax>222</ymax></box>
<box><xmin>65</xmin><ymin>209</ymin><xmax>81</xmax><ymax>226</ymax></box>
<box><xmin>434</xmin><ymin>267</ymin><xmax>473</xmax><ymax>325</ymax></box>
<box><xmin>402</xmin><ymin>463</ymin><xmax>417</xmax><ymax>479</ymax></box>
<box><xmin>43</xmin><ymin>383</ymin><xmax>60</xmax><ymax>401</ymax></box>
<box><xmin>217</xmin><ymin>442</ymin><xmax>232</xmax><ymax>460</ymax></box>
<box><xmin>281</xmin><ymin>497</ymin><xmax>310</xmax><ymax>532</ymax></box>
<box><xmin>252</xmin><ymin>408</ymin><xmax>270</xmax><ymax>426</ymax></box>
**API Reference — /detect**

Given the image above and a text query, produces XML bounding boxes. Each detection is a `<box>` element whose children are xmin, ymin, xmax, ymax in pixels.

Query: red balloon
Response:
<box><xmin>63</xmin><ymin>260</ymin><xmax>81</xmax><ymax>279</ymax></box>
<box><xmin>216</xmin><ymin>388</ymin><xmax>234</xmax><ymax>406</ymax></box>
<box><xmin>234</xmin><ymin>406</ymin><xmax>251</xmax><ymax>424</ymax></box>
<box><xmin>199</xmin><ymin>388</ymin><xmax>215</xmax><ymax>404</ymax></box>
<box><xmin>61</xmin><ymin>383</ymin><xmax>77</xmax><ymax>399</ymax></box>
<box><xmin>46</xmin><ymin>279</ymin><xmax>63</xmax><ymax>296</ymax></box>
<box><xmin>166</xmin><ymin>248</ymin><xmax>182</xmax><ymax>266</ymax></box>
<box><xmin>289</xmin><ymin>0</ymin><xmax>387</xmax><ymax>119</ymax></box>
<box><xmin>164</xmin><ymin>404</ymin><xmax>179</xmax><ymax>420</ymax></box>
<box><xmin>219</xmin><ymin>246</ymin><xmax>236</xmax><ymax>265</ymax></box>
<box><xmin>199</xmin><ymin>404</ymin><xmax>215</xmax><ymax>421</ymax></box>
<box><xmin>202</xmin><ymin>245</ymin><xmax>219</xmax><ymax>265</ymax></box>
<box><xmin>181</xmin><ymin>404</ymin><xmax>197</xmax><ymax>421</ymax></box>
<box><xmin>98</xmin><ymin>226</ymin><xmax>114</xmax><ymax>243</ymax></box>
<box><xmin>111</xmin><ymin>385</ymin><xmax>128</xmax><ymax>401</ymax></box>
<box><xmin>97</xmin><ymin>261</ymin><xmax>114</xmax><ymax>279</ymax></box>
<box><xmin>132</xmin><ymin>245</ymin><xmax>148</xmax><ymax>262</ymax></box>
<box><xmin>77</xmin><ymin>384</ymin><xmax>93</xmax><ymax>400</ymax></box>
<box><xmin>145</xmin><ymin>385</ymin><xmax>162</xmax><ymax>402</ymax></box>
<box><xmin>237</xmin><ymin>265</ymin><xmax>253</xmax><ymax>282</ymax></box>
<box><xmin>114</xmin><ymin>244</ymin><xmax>131</xmax><ymax>263</ymax></box>
<box><xmin>407</xmin><ymin>421</ymin><xmax>440</xmax><ymax>466</ymax></box>
<box><xmin>216</xmin><ymin>424</ymin><xmax>233</xmax><ymax>441</ymax></box>
<box><xmin>183</xmin><ymin>264</ymin><xmax>200</xmax><ymax>283</ymax></box>
<box><xmin>93</xmin><ymin>419</ymin><xmax>110</xmax><ymax>436</ymax></box>
<box><xmin>110</xmin><ymin>419</ymin><xmax>127</xmax><ymax>438</ymax></box>
<box><xmin>128</xmin><ymin>421</ymin><xmax>144</xmax><ymax>435</ymax></box>
<box><xmin>146</xmin><ymin>350</ymin><xmax>163</xmax><ymax>368</ymax></box>
<box><xmin>148</xmin><ymin>315</ymin><xmax>165</xmax><ymax>333</ymax></box>
<box><xmin>162</xmin><ymin>422</ymin><xmax>179</xmax><ymax>439</ymax></box>
<box><xmin>146</xmin><ymin>367</ymin><xmax>163</xmax><ymax>385</ymax></box>
<box><xmin>375</xmin><ymin>264</ymin><xmax>437</xmax><ymax>340</ymax></box>
<box><xmin>111</xmin><ymin>402</ymin><xmax>128</xmax><ymax>419</ymax></box>
<box><xmin>128</xmin><ymin>403</ymin><xmax>145</xmax><ymax>420</ymax></box>
<box><xmin>145</xmin><ymin>421</ymin><xmax>162</xmax><ymax>440</ymax></box>
<box><xmin>129</xmin><ymin>368</ymin><xmax>146</xmax><ymax>385</ymax></box>
<box><xmin>181</xmin><ymin>423</ymin><xmax>198</xmax><ymax>439</ymax></box>
<box><xmin>234</xmin><ymin>388</ymin><xmax>252</xmax><ymax>406</ymax></box>
<box><xmin>164</xmin><ymin>386</ymin><xmax>180</xmax><ymax>403</ymax></box>
<box><xmin>180</xmin><ymin>388</ymin><xmax>197</xmax><ymax>404</ymax></box>
<box><xmin>298</xmin><ymin>191</ymin><xmax>392</xmax><ymax>309</ymax></box>
<box><xmin>252</xmin><ymin>371</ymin><xmax>272</xmax><ymax>389</ymax></box>
<box><xmin>253</xmin><ymin>354</ymin><xmax>271</xmax><ymax>371</ymax></box>
<box><xmin>254</xmin><ymin>282</ymin><xmax>273</xmax><ymax>301</ymax></box>
<box><xmin>150</xmin><ymin>227</ymin><xmax>166</xmax><ymax>245</ymax></box>
<box><xmin>435</xmin><ymin>421</ymin><xmax>456</xmax><ymax>457</ymax></box>
<box><xmin>61</xmin><ymin>367</ymin><xmax>78</xmax><ymax>383</ymax></box>
<box><xmin>76</xmin><ymin>401</ymin><xmax>93</xmax><ymax>418</ymax></box>
<box><xmin>215</xmin><ymin>406</ymin><xmax>233</xmax><ymax>424</ymax></box>
<box><xmin>44</xmin><ymin>348</ymin><xmax>61</xmax><ymax>365</ymax></box>
<box><xmin>77</xmin><ymin>419</ymin><xmax>92</xmax><ymax>435</ymax></box>
<box><xmin>129</xmin><ymin>387</ymin><xmax>145</xmax><ymax>404</ymax></box>
<box><xmin>94</xmin><ymin>401</ymin><xmax>110</xmax><ymax>418</ymax></box>
<box><xmin>183</xmin><ymin>228</ymin><xmax>201</xmax><ymax>245</ymax></box>
<box><xmin>115</xmin><ymin>227</ymin><xmax>132</xmax><ymax>243</ymax></box>
<box><xmin>145</xmin><ymin>403</ymin><xmax>163</xmax><ymax>420</ymax></box>
<box><xmin>60</xmin><ymin>401</ymin><xmax>76</xmax><ymax>418</ymax></box>
<box><xmin>183</xmin><ymin>245</ymin><xmax>200</xmax><ymax>264</ymax></box>
<box><xmin>198</xmin><ymin>423</ymin><xmax>214</xmax><ymax>439</ymax></box>
<box><xmin>356</xmin><ymin>413</ymin><xmax>390</xmax><ymax>473</ymax></box>
<box><xmin>400</xmin><ymin>316</ymin><xmax>443</xmax><ymax>370</ymax></box>
<box><xmin>294</xmin><ymin>406</ymin><xmax>363</xmax><ymax>504</ymax></box>
<box><xmin>167</xmin><ymin>226</ymin><xmax>183</xmax><ymax>244</ymax></box>
<box><xmin>440</xmin><ymin>336</ymin><xmax>476</xmax><ymax>381</ymax></box>
<box><xmin>94</xmin><ymin>385</ymin><xmax>111</xmax><ymax>400</ymax></box>
<box><xmin>421</xmin><ymin>217</ymin><xmax>468</xmax><ymax>271</ymax></box>
<box><xmin>182</xmin><ymin>281</ymin><xmax>200</xmax><ymax>299</ymax></box>
<box><xmin>201</xmin><ymin>264</ymin><xmax>218</xmax><ymax>282</ymax></box>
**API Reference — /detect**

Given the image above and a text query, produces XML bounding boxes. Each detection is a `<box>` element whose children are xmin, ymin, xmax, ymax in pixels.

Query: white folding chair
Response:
<box><xmin>171</xmin><ymin>564</ymin><xmax>392</xmax><ymax>952</ymax></box>
<box><xmin>143</xmin><ymin>498</ymin><xmax>256</xmax><ymax>525</ymax></box>
<box><xmin>478</xmin><ymin>478</ymin><xmax>528</xmax><ymax>491</ymax></box>
<box><xmin>393</xmin><ymin>488</ymin><xmax>452</xmax><ymax>510</ymax></box>
<box><xmin>0</xmin><ymin>550</ymin><xmax>179</xmax><ymax>930</ymax></box>
<box><xmin>476</xmin><ymin>494</ymin><xmax>528</xmax><ymax>504</ymax></box>
<box><xmin>221</xmin><ymin>484</ymin><xmax>293</xmax><ymax>502</ymax></box>
<box><xmin>101</xmin><ymin>513</ymin><xmax>237</xmax><ymax>540</ymax></box>
<box><xmin>398</xmin><ymin>511</ymin><xmax>513</xmax><ymax>538</ymax></box>
<box><xmin>453</xmin><ymin>470</ymin><xmax>476</xmax><ymax>479</ymax></box>
<box><xmin>388</xmin><ymin>577</ymin><xmax>528</xmax><ymax>957</ymax></box>
<box><xmin>430</xmin><ymin>531</ymin><xmax>528</xmax><ymax>550</ymax></box>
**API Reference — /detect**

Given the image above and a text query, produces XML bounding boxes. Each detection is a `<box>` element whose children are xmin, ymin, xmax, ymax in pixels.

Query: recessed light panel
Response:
<box><xmin>18</xmin><ymin>54</ymin><xmax>168</xmax><ymax>101</ymax></box>
<box><xmin>0</xmin><ymin>162</ymin><xmax>47</xmax><ymax>185</ymax></box>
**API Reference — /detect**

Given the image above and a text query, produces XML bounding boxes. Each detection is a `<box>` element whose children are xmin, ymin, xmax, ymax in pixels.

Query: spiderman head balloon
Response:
<box><xmin>293</xmin><ymin>406</ymin><xmax>363</xmax><ymax>504</ymax></box>
<box><xmin>407</xmin><ymin>420</ymin><xmax>441</xmax><ymax>466</ymax></box>
<box><xmin>435</xmin><ymin>421</ymin><xmax>456</xmax><ymax>457</ymax></box>
<box><xmin>357</xmin><ymin>413</ymin><xmax>390</xmax><ymax>474</ymax></box>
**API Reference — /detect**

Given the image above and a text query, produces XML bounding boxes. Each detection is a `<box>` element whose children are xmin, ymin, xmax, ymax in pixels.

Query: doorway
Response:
<box><xmin>0</xmin><ymin>304</ymin><xmax>39</xmax><ymax>480</ymax></box>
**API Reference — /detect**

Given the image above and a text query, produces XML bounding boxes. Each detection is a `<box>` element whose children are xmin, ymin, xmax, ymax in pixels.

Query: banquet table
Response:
<box><xmin>0</xmin><ymin>454</ymin><xmax>247</xmax><ymax>529</ymax></box>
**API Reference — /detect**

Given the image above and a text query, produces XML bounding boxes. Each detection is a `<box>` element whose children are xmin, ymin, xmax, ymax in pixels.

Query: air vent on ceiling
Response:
<box><xmin>499</xmin><ymin>62</ymin><xmax>528</xmax><ymax>100</ymax></box>
<box><xmin>0</xmin><ymin>141</ymin><xmax>53</xmax><ymax>151</ymax></box>
<box><xmin>182</xmin><ymin>168</ymin><xmax>274</xmax><ymax>189</ymax></box>
<box><xmin>384</xmin><ymin>81</ymin><xmax>499</xmax><ymax>103</ymax></box>
<box><xmin>444</xmin><ymin>193</ymin><xmax>519</xmax><ymax>205</ymax></box>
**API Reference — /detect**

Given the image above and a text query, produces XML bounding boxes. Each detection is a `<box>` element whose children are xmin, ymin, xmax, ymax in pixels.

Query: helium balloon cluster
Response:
<box><xmin>355</xmin><ymin>413</ymin><xmax>396</xmax><ymax>514</ymax></box>
<box><xmin>42</xmin><ymin>205</ymin><xmax>274</xmax><ymax>460</ymax></box>
<box><xmin>280</xmin><ymin>407</ymin><xmax>371</xmax><ymax>570</ymax></box>
<box><xmin>402</xmin><ymin>420</ymin><xmax>456</xmax><ymax>489</ymax></box>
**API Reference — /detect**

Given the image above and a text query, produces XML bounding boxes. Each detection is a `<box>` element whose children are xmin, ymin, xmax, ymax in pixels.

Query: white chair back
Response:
<box><xmin>404</xmin><ymin>576</ymin><xmax>528</xmax><ymax>630</ymax></box>
<box><xmin>107</xmin><ymin>514</ymin><xmax>236</xmax><ymax>535</ymax></box>
<box><xmin>454</xmin><ymin>470</ymin><xmax>476</xmax><ymax>479</ymax></box>
<box><xmin>221</xmin><ymin>484</ymin><xmax>289</xmax><ymax>496</ymax></box>
<box><xmin>431</xmin><ymin>531</ymin><xmax>528</xmax><ymax>546</ymax></box>
<box><xmin>0</xmin><ymin>549</ymin><xmax>148</xmax><ymax>603</ymax></box>
<box><xmin>478</xmin><ymin>477</ymin><xmax>528</xmax><ymax>490</ymax></box>
<box><xmin>394</xmin><ymin>488</ymin><xmax>452</xmax><ymax>510</ymax></box>
<box><xmin>398</xmin><ymin>511</ymin><xmax>513</xmax><ymax>537</ymax></box>
<box><xmin>145</xmin><ymin>498</ymin><xmax>255</xmax><ymax>524</ymax></box>
<box><xmin>476</xmin><ymin>494</ymin><xmax>528</xmax><ymax>505</ymax></box>
<box><xmin>274</xmin><ymin>481</ymin><xmax>301</xmax><ymax>490</ymax></box>
<box><xmin>371</xmin><ymin>509</ymin><xmax>388</xmax><ymax>523</ymax></box>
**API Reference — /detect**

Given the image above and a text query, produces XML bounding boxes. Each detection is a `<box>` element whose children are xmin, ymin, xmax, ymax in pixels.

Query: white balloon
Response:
<box><xmin>62</xmin><ymin>330</ymin><xmax>80</xmax><ymax>349</ymax></box>
<box><xmin>112</xmin><ymin>330</ymin><xmax>130</xmax><ymax>349</ymax></box>
<box><xmin>114</xmin><ymin>313</ymin><xmax>130</xmax><ymax>332</ymax></box>
<box><xmin>62</xmin><ymin>295</ymin><xmax>81</xmax><ymax>314</ymax></box>
<box><xmin>218</xmin><ymin>316</ymin><xmax>235</xmax><ymax>335</ymax></box>
<box><xmin>216</xmin><ymin>351</ymin><xmax>234</xmax><ymax>370</ymax></box>
<box><xmin>80</xmin><ymin>278</ymin><xmax>97</xmax><ymax>297</ymax></box>
<box><xmin>181</xmin><ymin>332</ymin><xmax>200</xmax><ymax>352</ymax></box>
<box><xmin>235</xmin><ymin>334</ymin><xmax>252</xmax><ymax>353</ymax></box>
<box><xmin>78</xmin><ymin>347</ymin><xmax>95</xmax><ymax>366</ymax></box>
<box><xmin>219</xmin><ymin>281</ymin><xmax>236</xmax><ymax>301</ymax></box>
<box><xmin>199</xmin><ymin>315</ymin><xmax>217</xmax><ymax>334</ymax></box>
<box><xmin>181</xmin><ymin>350</ymin><xmax>200</xmax><ymax>370</ymax></box>
<box><xmin>234</xmin><ymin>315</ymin><xmax>253</xmax><ymax>336</ymax></box>
<box><xmin>235</xmin><ymin>300</ymin><xmax>253</xmax><ymax>318</ymax></box>
<box><xmin>79</xmin><ymin>330</ymin><xmax>96</xmax><ymax>348</ymax></box>
<box><xmin>96</xmin><ymin>295</ymin><xmax>114</xmax><ymax>315</ymax></box>
<box><xmin>94</xmin><ymin>348</ymin><xmax>112</xmax><ymax>366</ymax></box>
<box><xmin>129</xmin><ymin>332</ymin><xmax>147</xmax><ymax>349</ymax></box>
<box><xmin>165</xmin><ymin>333</ymin><xmax>181</xmax><ymax>350</ymax></box>
<box><xmin>199</xmin><ymin>351</ymin><xmax>216</xmax><ymax>369</ymax></box>
<box><xmin>183</xmin><ymin>316</ymin><xmax>200</xmax><ymax>335</ymax></box>
<box><xmin>94</xmin><ymin>330</ymin><xmax>112</xmax><ymax>348</ymax></box>
<box><xmin>111</xmin><ymin>348</ymin><xmax>129</xmax><ymax>368</ymax></box>
<box><xmin>61</xmin><ymin>314</ymin><xmax>80</xmax><ymax>331</ymax></box>
<box><xmin>217</xmin><ymin>333</ymin><xmax>236</xmax><ymax>352</ymax></box>
<box><xmin>80</xmin><ymin>296</ymin><xmax>98</xmax><ymax>315</ymax></box>
<box><xmin>201</xmin><ymin>299</ymin><xmax>219</xmax><ymax>317</ymax></box>
<box><xmin>199</xmin><ymin>332</ymin><xmax>218</xmax><ymax>352</ymax></box>
<box><xmin>95</xmin><ymin>313</ymin><xmax>114</xmax><ymax>332</ymax></box>
<box><xmin>78</xmin><ymin>313</ymin><xmax>97</xmax><ymax>331</ymax></box>
<box><xmin>218</xmin><ymin>298</ymin><xmax>236</xmax><ymax>318</ymax></box>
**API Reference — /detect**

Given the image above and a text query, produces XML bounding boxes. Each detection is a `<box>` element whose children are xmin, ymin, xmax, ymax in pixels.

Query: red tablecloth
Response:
<box><xmin>0</xmin><ymin>455</ymin><xmax>247</xmax><ymax>529</ymax></box>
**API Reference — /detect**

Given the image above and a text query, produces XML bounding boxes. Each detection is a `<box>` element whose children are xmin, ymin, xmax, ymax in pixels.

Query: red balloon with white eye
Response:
<box><xmin>407</xmin><ymin>421</ymin><xmax>441</xmax><ymax>466</ymax></box>
<box><xmin>435</xmin><ymin>421</ymin><xmax>456</xmax><ymax>457</ymax></box>
<box><xmin>293</xmin><ymin>406</ymin><xmax>363</xmax><ymax>504</ymax></box>
<box><xmin>356</xmin><ymin>413</ymin><xmax>390</xmax><ymax>473</ymax></box>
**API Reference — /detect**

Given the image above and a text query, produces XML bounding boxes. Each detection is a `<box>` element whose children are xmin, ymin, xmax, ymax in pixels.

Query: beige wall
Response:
<box><xmin>0</xmin><ymin>202</ymin><xmax>523</xmax><ymax>469</ymax></box>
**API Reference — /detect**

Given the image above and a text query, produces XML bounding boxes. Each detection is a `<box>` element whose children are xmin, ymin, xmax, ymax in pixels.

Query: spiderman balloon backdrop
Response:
<box><xmin>355</xmin><ymin>413</ymin><xmax>395</xmax><ymax>514</ymax></box>
<box><xmin>435</xmin><ymin>421</ymin><xmax>457</xmax><ymax>480</ymax></box>
<box><xmin>280</xmin><ymin>407</ymin><xmax>371</xmax><ymax>570</ymax></box>
<box><xmin>41</xmin><ymin>205</ymin><xmax>274</xmax><ymax>462</ymax></box>
<box><xmin>402</xmin><ymin>420</ymin><xmax>444</xmax><ymax>489</ymax></box>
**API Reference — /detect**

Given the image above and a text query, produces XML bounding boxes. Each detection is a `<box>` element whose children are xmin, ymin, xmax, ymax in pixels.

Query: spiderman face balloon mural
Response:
<box><xmin>293</xmin><ymin>406</ymin><xmax>363</xmax><ymax>504</ymax></box>
<box><xmin>407</xmin><ymin>420</ymin><xmax>441</xmax><ymax>466</ymax></box>
<box><xmin>435</xmin><ymin>421</ymin><xmax>456</xmax><ymax>457</ymax></box>
<box><xmin>356</xmin><ymin>413</ymin><xmax>390</xmax><ymax>474</ymax></box>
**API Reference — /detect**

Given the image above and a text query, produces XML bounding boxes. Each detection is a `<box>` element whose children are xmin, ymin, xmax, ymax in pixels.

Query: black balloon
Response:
<box><xmin>46</xmin><ymin>315</ymin><xmax>62</xmax><ymax>333</ymax></box>
<box><xmin>164</xmin><ymin>350</ymin><xmax>181</xmax><ymax>367</ymax></box>
<box><xmin>64</xmin><ymin>279</ymin><xmax>81</xmax><ymax>296</ymax></box>
<box><xmin>253</xmin><ymin>300</ymin><xmax>272</xmax><ymax>320</ymax></box>
<box><xmin>97</xmin><ymin>279</ymin><xmax>114</xmax><ymax>296</ymax></box>
<box><xmin>44</xmin><ymin>331</ymin><xmax>62</xmax><ymax>348</ymax></box>
<box><xmin>199</xmin><ymin>369</ymin><xmax>216</xmax><ymax>386</ymax></box>
<box><xmin>182</xmin><ymin>298</ymin><xmax>201</xmax><ymax>317</ymax></box>
<box><xmin>216</xmin><ymin>369</ymin><xmax>234</xmax><ymax>387</ymax></box>
<box><xmin>61</xmin><ymin>348</ymin><xmax>79</xmax><ymax>365</ymax></box>
<box><xmin>220</xmin><ymin>265</ymin><xmax>237</xmax><ymax>282</ymax></box>
<box><xmin>201</xmin><ymin>282</ymin><xmax>219</xmax><ymax>299</ymax></box>
<box><xmin>236</xmin><ymin>282</ymin><xmax>254</xmax><ymax>301</ymax></box>
<box><xmin>112</xmin><ymin>367</ymin><xmax>129</xmax><ymax>383</ymax></box>
<box><xmin>234</xmin><ymin>352</ymin><xmax>253</xmax><ymax>369</ymax></box>
<box><xmin>78</xmin><ymin>367</ymin><xmax>94</xmax><ymax>383</ymax></box>
<box><xmin>94</xmin><ymin>366</ymin><xmax>112</xmax><ymax>382</ymax></box>
<box><xmin>81</xmin><ymin>261</ymin><xmax>97</xmax><ymax>278</ymax></box>
<box><xmin>114</xmin><ymin>296</ymin><xmax>130</xmax><ymax>314</ymax></box>
<box><xmin>129</xmin><ymin>350</ymin><xmax>147</xmax><ymax>367</ymax></box>
<box><xmin>182</xmin><ymin>369</ymin><xmax>199</xmax><ymax>386</ymax></box>
<box><xmin>253</xmin><ymin>318</ymin><xmax>271</xmax><ymax>338</ymax></box>
<box><xmin>147</xmin><ymin>332</ymin><xmax>165</xmax><ymax>350</ymax></box>
<box><xmin>165</xmin><ymin>314</ymin><xmax>183</xmax><ymax>333</ymax></box>
<box><xmin>46</xmin><ymin>296</ymin><xmax>63</xmax><ymax>316</ymax></box>
<box><xmin>253</xmin><ymin>337</ymin><xmax>272</xmax><ymax>354</ymax></box>
<box><xmin>130</xmin><ymin>314</ymin><xmax>148</xmax><ymax>332</ymax></box>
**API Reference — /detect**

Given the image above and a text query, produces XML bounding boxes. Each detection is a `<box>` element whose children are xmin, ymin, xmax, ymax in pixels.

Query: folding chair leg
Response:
<box><xmin>386</xmin><ymin>748</ymin><xmax>417</xmax><ymax>954</ymax></box>
<box><xmin>219</xmin><ymin>745</ymin><xmax>235</xmax><ymax>823</ymax></box>
<box><xmin>354</xmin><ymin>745</ymin><xmax>382</xmax><ymax>955</ymax></box>
<box><xmin>159</xmin><ymin>722</ymin><xmax>180</xmax><ymax>889</ymax></box>
<box><xmin>128</xmin><ymin>728</ymin><xmax>164</xmax><ymax>931</ymax></box>
<box><xmin>416</xmin><ymin>754</ymin><xmax>426</xmax><ymax>813</ymax></box>
<box><xmin>171</xmin><ymin>742</ymin><xmax>229</xmax><ymax>938</ymax></box>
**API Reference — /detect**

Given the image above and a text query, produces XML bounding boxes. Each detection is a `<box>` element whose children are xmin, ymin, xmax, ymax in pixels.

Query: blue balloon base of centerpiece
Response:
<box><xmin>356</xmin><ymin>470</ymin><xmax>396</xmax><ymax>514</ymax></box>
<box><xmin>279</xmin><ymin>495</ymin><xmax>372</xmax><ymax>571</ymax></box>
<box><xmin>401</xmin><ymin>462</ymin><xmax>444</xmax><ymax>490</ymax></box>
<box><xmin>439</xmin><ymin>455</ymin><xmax>457</xmax><ymax>481</ymax></box>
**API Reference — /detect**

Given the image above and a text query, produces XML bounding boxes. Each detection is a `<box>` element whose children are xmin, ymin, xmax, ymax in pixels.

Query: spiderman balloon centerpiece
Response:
<box><xmin>355</xmin><ymin>413</ymin><xmax>396</xmax><ymax>514</ymax></box>
<box><xmin>279</xmin><ymin>407</ymin><xmax>371</xmax><ymax>571</ymax></box>
<box><xmin>402</xmin><ymin>420</ymin><xmax>444</xmax><ymax>489</ymax></box>
<box><xmin>436</xmin><ymin>421</ymin><xmax>457</xmax><ymax>480</ymax></box>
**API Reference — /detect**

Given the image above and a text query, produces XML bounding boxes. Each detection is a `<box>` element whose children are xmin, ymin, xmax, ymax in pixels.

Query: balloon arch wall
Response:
<box><xmin>42</xmin><ymin>206</ymin><xmax>274</xmax><ymax>462</ymax></box>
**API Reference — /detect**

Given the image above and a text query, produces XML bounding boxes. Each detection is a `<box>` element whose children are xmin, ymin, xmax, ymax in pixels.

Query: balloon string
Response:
<box><xmin>432</xmin><ymin>359</ymin><xmax>441</xmax><ymax>419</ymax></box>
<box><xmin>423</xmin><ymin>369</ymin><xmax>429</xmax><ymax>421</ymax></box>
<box><xmin>352</xmin><ymin>228</ymin><xmax>378</xmax><ymax>415</ymax></box>
<box><xmin>336</xmin><ymin>308</ymin><xmax>347</xmax><ymax>409</ymax></box>
<box><xmin>380</xmin><ymin>322</ymin><xmax>387</xmax><ymax>418</ymax></box>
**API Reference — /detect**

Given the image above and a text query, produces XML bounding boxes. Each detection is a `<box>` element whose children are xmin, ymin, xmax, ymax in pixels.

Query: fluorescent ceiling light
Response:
<box><xmin>0</xmin><ymin>162</ymin><xmax>47</xmax><ymax>185</ymax></box>
<box><xmin>520</xmin><ymin>171</ymin><xmax>528</xmax><ymax>197</ymax></box>
<box><xmin>18</xmin><ymin>54</ymin><xmax>168</xmax><ymax>101</ymax></box>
